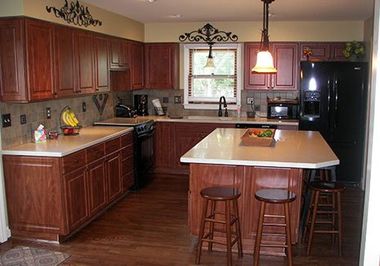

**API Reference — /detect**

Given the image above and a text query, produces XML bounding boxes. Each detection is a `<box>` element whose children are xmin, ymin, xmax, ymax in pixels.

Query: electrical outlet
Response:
<box><xmin>82</xmin><ymin>102</ymin><xmax>87</xmax><ymax>112</ymax></box>
<box><xmin>20</xmin><ymin>114</ymin><xmax>27</xmax><ymax>125</ymax></box>
<box><xmin>246</xmin><ymin>97</ymin><xmax>254</xmax><ymax>105</ymax></box>
<box><xmin>2</xmin><ymin>113</ymin><xmax>11</xmax><ymax>127</ymax></box>
<box><xmin>174</xmin><ymin>96</ymin><xmax>182</xmax><ymax>104</ymax></box>
<box><xmin>46</xmin><ymin>107</ymin><xmax>51</xmax><ymax>119</ymax></box>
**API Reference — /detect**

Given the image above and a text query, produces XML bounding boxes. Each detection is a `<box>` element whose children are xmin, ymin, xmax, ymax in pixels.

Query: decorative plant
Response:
<box><xmin>342</xmin><ymin>41</ymin><xmax>365</xmax><ymax>59</ymax></box>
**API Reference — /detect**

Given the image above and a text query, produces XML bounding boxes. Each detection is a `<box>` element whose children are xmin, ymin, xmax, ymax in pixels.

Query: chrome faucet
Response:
<box><xmin>218</xmin><ymin>96</ymin><xmax>228</xmax><ymax>117</ymax></box>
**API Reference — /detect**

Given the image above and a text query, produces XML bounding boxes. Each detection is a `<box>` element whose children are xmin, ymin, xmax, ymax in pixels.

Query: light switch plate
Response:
<box><xmin>2</xmin><ymin>113</ymin><xmax>11</xmax><ymax>127</ymax></box>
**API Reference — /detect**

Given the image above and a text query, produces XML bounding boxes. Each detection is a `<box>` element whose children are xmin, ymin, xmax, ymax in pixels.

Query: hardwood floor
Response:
<box><xmin>0</xmin><ymin>174</ymin><xmax>363</xmax><ymax>265</ymax></box>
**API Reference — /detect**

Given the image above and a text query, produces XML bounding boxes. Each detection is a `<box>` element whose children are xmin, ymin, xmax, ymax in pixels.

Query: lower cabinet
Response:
<box><xmin>2</xmin><ymin>132</ymin><xmax>134</xmax><ymax>242</ymax></box>
<box><xmin>154</xmin><ymin>122</ymin><xmax>234</xmax><ymax>174</ymax></box>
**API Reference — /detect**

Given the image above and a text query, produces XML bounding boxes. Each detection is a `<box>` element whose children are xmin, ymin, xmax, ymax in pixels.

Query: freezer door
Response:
<box><xmin>329</xmin><ymin>62</ymin><xmax>368</xmax><ymax>183</ymax></box>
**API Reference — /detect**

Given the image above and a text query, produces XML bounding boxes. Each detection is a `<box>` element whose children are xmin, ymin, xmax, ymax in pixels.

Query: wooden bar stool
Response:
<box><xmin>254</xmin><ymin>189</ymin><xmax>296</xmax><ymax>266</ymax></box>
<box><xmin>303</xmin><ymin>181</ymin><xmax>345</xmax><ymax>256</ymax></box>
<box><xmin>195</xmin><ymin>186</ymin><xmax>243</xmax><ymax>266</ymax></box>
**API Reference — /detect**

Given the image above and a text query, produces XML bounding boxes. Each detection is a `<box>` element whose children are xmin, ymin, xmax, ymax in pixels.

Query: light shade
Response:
<box><xmin>252</xmin><ymin>50</ymin><xmax>277</xmax><ymax>73</ymax></box>
<box><xmin>204</xmin><ymin>56</ymin><xmax>215</xmax><ymax>69</ymax></box>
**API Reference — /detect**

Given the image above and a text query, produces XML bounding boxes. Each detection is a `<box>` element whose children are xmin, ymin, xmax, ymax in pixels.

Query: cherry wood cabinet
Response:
<box><xmin>144</xmin><ymin>43</ymin><xmax>179</xmax><ymax>89</ymax></box>
<box><xmin>75</xmin><ymin>30</ymin><xmax>96</xmax><ymax>94</ymax></box>
<box><xmin>300</xmin><ymin>42</ymin><xmax>347</xmax><ymax>61</ymax></box>
<box><xmin>154</xmin><ymin>122</ymin><xmax>234</xmax><ymax>174</ymax></box>
<box><xmin>129</xmin><ymin>41</ymin><xmax>144</xmax><ymax>89</ymax></box>
<box><xmin>94</xmin><ymin>34</ymin><xmax>110</xmax><ymax>92</ymax></box>
<box><xmin>54</xmin><ymin>26</ymin><xmax>77</xmax><ymax>97</ymax></box>
<box><xmin>2</xmin><ymin>131</ymin><xmax>134</xmax><ymax>242</ymax></box>
<box><xmin>0</xmin><ymin>18</ymin><xmax>54</xmax><ymax>102</ymax></box>
<box><xmin>109</xmin><ymin>37</ymin><xmax>129</xmax><ymax>69</ymax></box>
<box><xmin>245</xmin><ymin>42</ymin><xmax>298</xmax><ymax>91</ymax></box>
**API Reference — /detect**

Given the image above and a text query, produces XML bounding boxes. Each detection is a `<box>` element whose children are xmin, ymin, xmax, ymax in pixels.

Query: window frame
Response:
<box><xmin>183</xmin><ymin>43</ymin><xmax>242</xmax><ymax>110</ymax></box>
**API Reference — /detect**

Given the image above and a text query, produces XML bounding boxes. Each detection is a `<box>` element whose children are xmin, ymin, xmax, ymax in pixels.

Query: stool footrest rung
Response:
<box><xmin>264</xmin><ymin>214</ymin><xmax>285</xmax><ymax>219</ymax></box>
<box><xmin>263</xmin><ymin>223</ymin><xmax>286</xmax><ymax>227</ymax></box>
<box><xmin>314</xmin><ymin>230</ymin><xmax>339</xmax><ymax>234</ymax></box>
<box><xmin>259</xmin><ymin>242</ymin><xmax>288</xmax><ymax>248</ymax></box>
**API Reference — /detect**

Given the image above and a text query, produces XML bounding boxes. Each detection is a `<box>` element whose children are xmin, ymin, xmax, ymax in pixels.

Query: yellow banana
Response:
<box><xmin>64</xmin><ymin>111</ymin><xmax>76</xmax><ymax>127</ymax></box>
<box><xmin>68</xmin><ymin>110</ymin><xmax>79</xmax><ymax>126</ymax></box>
<box><xmin>61</xmin><ymin>110</ymin><xmax>70</xmax><ymax>126</ymax></box>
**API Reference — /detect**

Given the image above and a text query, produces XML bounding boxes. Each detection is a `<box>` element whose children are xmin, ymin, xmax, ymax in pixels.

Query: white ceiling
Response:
<box><xmin>83</xmin><ymin>0</ymin><xmax>374</xmax><ymax>23</ymax></box>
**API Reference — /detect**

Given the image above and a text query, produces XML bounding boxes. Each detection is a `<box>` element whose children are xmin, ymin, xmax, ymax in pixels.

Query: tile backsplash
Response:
<box><xmin>0</xmin><ymin>92</ymin><xmax>128</xmax><ymax>147</ymax></box>
<box><xmin>1</xmin><ymin>89</ymin><xmax>298</xmax><ymax>147</ymax></box>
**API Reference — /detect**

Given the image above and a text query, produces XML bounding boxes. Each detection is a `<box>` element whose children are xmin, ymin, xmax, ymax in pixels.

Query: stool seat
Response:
<box><xmin>309</xmin><ymin>182</ymin><xmax>345</xmax><ymax>193</ymax></box>
<box><xmin>255</xmin><ymin>188</ymin><xmax>296</xmax><ymax>203</ymax></box>
<box><xmin>201</xmin><ymin>187</ymin><xmax>241</xmax><ymax>201</ymax></box>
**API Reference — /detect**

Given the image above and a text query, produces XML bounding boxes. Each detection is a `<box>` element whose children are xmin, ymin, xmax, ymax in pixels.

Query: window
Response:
<box><xmin>183</xmin><ymin>43</ymin><xmax>242</xmax><ymax>110</ymax></box>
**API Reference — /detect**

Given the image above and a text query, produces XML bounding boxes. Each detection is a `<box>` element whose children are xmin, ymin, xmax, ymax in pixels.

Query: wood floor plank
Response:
<box><xmin>0</xmin><ymin>174</ymin><xmax>363</xmax><ymax>265</ymax></box>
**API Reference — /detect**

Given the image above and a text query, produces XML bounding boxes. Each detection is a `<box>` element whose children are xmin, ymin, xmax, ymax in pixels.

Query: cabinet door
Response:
<box><xmin>25</xmin><ymin>19</ymin><xmax>54</xmax><ymax>100</ymax></box>
<box><xmin>75</xmin><ymin>30</ymin><xmax>95</xmax><ymax>94</ymax></box>
<box><xmin>300</xmin><ymin>43</ymin><xmax>330</xmax><ymax>61</ymax></box>
<box><xmin>87</xmin><ymin>159</ymin><xmax>107</xmax><ymax>216</ymax></box>
<box><xmin>64</xmin><ymin>168</ymin><xmax>89</xmax><ymax>231</ymax></box>
<box><xmin>0</xmin><ymin>19</ymin><xmax>27</xmax><ymax>102</ymax></box>
<box><xmin>154</xmin><ymin>122</ymin><xmax>175</xmax><ymax>171</ymax></box>
<box><xmin>54</xmin><ymin>26</ymin><xmax>76</xmax><ymax>97</ymax></box>
<box><xmin>106</xmin><ymin>152</ymin><xmax>123</xmax><ymax>202</ymax></box>
<box><xmin>120</xmin><ymin>40</ymin><xmax>129</xmax><ymax>67</ymax></box>
<box><xmin>144</xmin><ymin>43</ymin><xmax>179</xmax><ymax>89</ymax></box>
<box><xmin>110</xmin><ymin>38</ymin><xmax>122</xmax><ymax>68</ymax></box>
<box><xmin>329</xmin><ymin>42</ymin><xmax>347</xmax><ymax>61</ymax></box>
<box><xmin>94</xmin><ymin>34</ymin><xmax>110</xmax><ymax>92</ymax></box>
<box><xmin>271</xmin><ymin>43</ymin><xmax>298</xmax><ymax>90</ymax></box>
<box><xmin>244</xmin><ymin>43</ymin><xmax>270</xmax><ymax>90</ymax></box>
<box><xmin>130</xmin><ymin>41</ymin><xmax>144</xmax><ymax>89</ymax></box>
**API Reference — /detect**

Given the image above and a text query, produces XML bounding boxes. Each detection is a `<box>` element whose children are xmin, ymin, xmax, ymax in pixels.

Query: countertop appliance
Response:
<box><xmin>299</xmin><ymin>61</ymin><xmax>368</xmax><ymax>184</ymax></box>
<box><xmin>94</xmin><ymin>117</ymin><xmax>155</xmax><ymax>190</ymax></box>
<box><xmin>267</xmin><ymin>97</ymin><xmax>299</xmax><ymax>119</ymax></box>
<box><xmin>134</xmin><ymin>95</ymin><xmax>149</xmax><ymax>116</ymax></box>
<box><xmin>115</xmin><ymin>103</ymin><xmax>136</xmax><ymax>118</ymax></box>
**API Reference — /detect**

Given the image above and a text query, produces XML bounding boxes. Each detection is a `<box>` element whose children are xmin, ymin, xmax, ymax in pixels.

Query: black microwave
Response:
<box><xmin>267</xmin><ymin>98</ymin><xmax>299</xmax><ymax>119</ymax></box>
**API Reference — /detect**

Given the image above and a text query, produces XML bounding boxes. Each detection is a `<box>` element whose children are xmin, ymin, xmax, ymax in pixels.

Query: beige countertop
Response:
<box><xmin>1</xmin><ymin>126</ymin><xmax>134</xmax><ymax>157</ymax></box>
<box><xmin>108</xmin><ymin>115</ymin><xmax>299</xmax><ymax>126</ymax></box>
<box><xmin>180</xmin><ymin>128</ymin><xmax>339</xmax><ymax>169</ymax></box>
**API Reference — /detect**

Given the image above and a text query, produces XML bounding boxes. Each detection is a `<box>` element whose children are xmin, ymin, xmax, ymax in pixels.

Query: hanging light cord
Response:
<box><xmin>260</xmin><ymin>0</ymin><xmax>273</xmax><ymax>51</ymax></box>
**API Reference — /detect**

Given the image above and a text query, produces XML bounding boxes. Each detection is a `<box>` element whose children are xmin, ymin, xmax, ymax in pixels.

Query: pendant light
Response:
<box><xmin>252</xmin><ymin>0</ymin><xmax>277</xmax><ymax>73</ymax></box>
<box><xmin>204</xmin><ymin>44</ymin><xmax>216</xmax><ymax>69</ymax></box>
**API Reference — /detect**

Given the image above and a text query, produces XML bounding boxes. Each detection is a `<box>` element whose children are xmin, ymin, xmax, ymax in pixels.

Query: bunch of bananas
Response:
<box><xmin>61</xmin><ymin>108</ymin><xmax>80</xmax><ymax>127</ymax></box>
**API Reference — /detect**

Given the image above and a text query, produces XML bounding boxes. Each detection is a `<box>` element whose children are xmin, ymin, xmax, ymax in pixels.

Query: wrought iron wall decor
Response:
<box><xmin>179</xmin><ymin>23</ymin><xmax>238</xmax><ymax>46</ymax></box>
<box><xmin>46</xmin><ymin>0</ymin><xmax>102</xmax><ymax>27</ymax></box>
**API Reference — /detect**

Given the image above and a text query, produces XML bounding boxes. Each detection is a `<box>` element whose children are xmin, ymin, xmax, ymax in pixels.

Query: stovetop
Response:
<box><xmin>93</xmin><ymin>117</ymin><xmax>153</xmax><ymax>126</ymax></box>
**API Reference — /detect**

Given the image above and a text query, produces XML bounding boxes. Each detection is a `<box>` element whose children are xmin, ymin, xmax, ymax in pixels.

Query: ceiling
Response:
<box><xmin>83</xmin><ymin>0</ymin><xmax>374</xmax><ymax>23</ymax></box>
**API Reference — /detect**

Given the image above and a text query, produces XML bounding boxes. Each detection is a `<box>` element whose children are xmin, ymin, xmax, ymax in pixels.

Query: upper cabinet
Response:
<box><xmin>144</xmin><ymin>43</ymin><xmax>179</xmax><ymax>89</ymax></box>
<box><xmin>300</xmin><ymin>42</ymin><xmax>346</xmax><ymax>61</ymax></box>
<box><xmin>94</xmin><ymin>34</ymin><xmax>110</xmax><ymax>92</ymax></box>
<box><xmin>245</xmin><ymin>42</ymin><xmax>299</xmax><ymax>91</ymax></box>
<box><xmin>0</xmin><ymin>18</ymin><xmax>54</xmax><ymax>102</ymax></box>
<box><xmin>129</xmin><ymin>41</ymin><xmax>144</xmax><ymax>90</ymax></box>
<box><xmin>109</xmin><ymin>37</ymin><xmax>129</xmax><ymax>70</ymax></box>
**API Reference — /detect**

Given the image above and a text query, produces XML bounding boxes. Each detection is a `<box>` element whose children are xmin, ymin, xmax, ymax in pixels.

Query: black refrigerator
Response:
<box><xmin>299</xmin><ymin>61</ymin><xmax>368</xmax><ymax>184</ymax></box>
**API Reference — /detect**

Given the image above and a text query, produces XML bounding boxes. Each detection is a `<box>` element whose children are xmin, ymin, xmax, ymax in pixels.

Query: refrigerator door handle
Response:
<box><xmin>334</xmin><ymin>79</ymin><xmax>339</xmax><ymax>129</ymax></box>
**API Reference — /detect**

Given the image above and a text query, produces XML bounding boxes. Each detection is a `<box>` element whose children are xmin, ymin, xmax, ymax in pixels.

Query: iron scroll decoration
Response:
<box><xmin>179</xmin><ymin>23</ymin><xmax>238</xmax><ymax>46</ymax></box>
<box><xmin>46</xmin><ymin>0</ymin><xmax>102</xmax><ymax>27</ymax></box>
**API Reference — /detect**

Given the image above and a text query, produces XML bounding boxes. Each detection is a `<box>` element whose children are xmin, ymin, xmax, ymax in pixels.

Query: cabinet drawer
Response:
<box><xmin>122</xmin><ymin>156</ymin><xmax>134</xmax><ymax>176</ymax></box>
<box><xmin>121</xmin><ymin>133</ymin><xmax>134</xmax><ymax>147</ymax></box>
<box><xmin>121</xmin><ymin>145</ymin><xmax>134</xmax><ymax>159</ymax></box>
<box><xmin>62</xmin><ymin>150</ymin><xmax>86</xmax><ymax>174</ymax></box>
<box><xmin>86</xmin><ymin>143</ymin><xmax>105</xmax><ymax>163</ymax></box>
<box><xmin>105</xmin><ymin>137</ymin><xmax>120</xmax><ymax>154</ymax></box>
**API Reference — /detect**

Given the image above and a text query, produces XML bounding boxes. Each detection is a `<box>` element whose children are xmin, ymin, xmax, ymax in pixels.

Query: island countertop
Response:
<box><xmin>1</xmin><ymin>126</ymin><xmax>134</xmax><ymax>157</ymax></box>
<box><xmin>180</xmin><ymin>128</ymin><xmax>339</xmax><ymax>169</ymax></box>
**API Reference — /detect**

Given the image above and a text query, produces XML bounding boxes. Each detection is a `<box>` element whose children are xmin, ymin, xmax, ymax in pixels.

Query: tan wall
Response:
<box><xmin>0</xmin><ymin>0</ymin><xmax>144</xmax><ymax>41</ymax></box>
<box><xmin>145</xmin><ymin>21</ymin><xmax>364</xmax><ymax>42</ymax></box>
<box><xmin>0</xmin><ymin>0</ymin><xmax>23</xmax><ymax>16</ymax></box>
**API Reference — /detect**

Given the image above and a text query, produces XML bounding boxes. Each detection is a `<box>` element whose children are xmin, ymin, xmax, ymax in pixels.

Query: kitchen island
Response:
<box><xmin>180</xmin><ymin>128</ymin><xmax>338</xmax><ymax>255</ymax></box>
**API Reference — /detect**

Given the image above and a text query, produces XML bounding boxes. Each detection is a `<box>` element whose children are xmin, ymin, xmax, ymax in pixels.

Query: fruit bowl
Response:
<box><xmin>60</xmin><ymin>106</ymin><xmax>81</xmax><ymax>135</ymax></box>
<box><xmin>61</xmin><ymin>126</ymin><xmax>81</xmax><ymax>135</ymax></box>
<box><xmin>241</xmin><ymin>128</ymin><xmax>276</xmax><ymax>146</ymax></box>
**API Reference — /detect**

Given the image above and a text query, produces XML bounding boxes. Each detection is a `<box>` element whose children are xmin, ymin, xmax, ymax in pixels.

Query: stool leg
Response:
<box><xmin>208</xmin><ymin>200</ymin><xmax>216</xmax><ymax>252</ymax></box>
<box><xmin>307</xmin><ymin>191</ymin><xmax>320</xmax><ymax>255</ymax></box>
<box><xmin>284</xmin><ymin>202</ymin><xmax>293</xmax><ymax>266</ymax></box>
<box><xmin>331</xmin><ymin>192</ymin><xmax>336</xmax><ymax>245</ymax></box>
<box><xmin>254</xmin><ymin>201</ymin><xmax>266</xmax><ymax>266</ymax></box>
<box><xmin>196</xmin><ymin>198</ymin><xmax>209</xmax><ymax>264</ymax></box>
<box><xmin>233</xmin><ymin>199</ymin><xmax>243</xmax><ymax>258</ymax></box>
<box><xmin>225</xmin><ymin>200</ymin><xmax>232</xmax><ymax>266</ymax></box>
<box><xmin>337</xmin><ymin>191</ymin><xmax>343</xmax><ymax>256</ymax></box>
<box><xmin>303</xmin><ymin>190</ymin><xmax>315</xmax><ymax>243</ymax></box>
